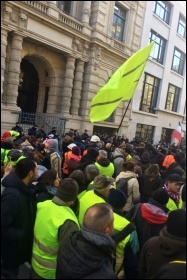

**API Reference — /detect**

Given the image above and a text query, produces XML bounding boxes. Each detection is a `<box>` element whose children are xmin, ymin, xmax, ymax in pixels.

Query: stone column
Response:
<box><xmin>70</xmin><ymin>60</ymin><xmax>84</xmax><ymax>116</ymax></box>
<box><xmin>61</xmin><ymin>56</ymin><xmax>75</xmax><ymax>115</ymax></box>
<box><xmin>81</xmin><ymin>1</ymin><xmax>91</xmax><ymax>24</ymax></box>
<box><xmin>6</xmin><ymin>32</ymin><xmax>23</xmax><ymax>107</ymax></box>
<box><xmin>1</xmin><ymin>28</ymin><xmax>8</xmax><ymax>102</ymax></box>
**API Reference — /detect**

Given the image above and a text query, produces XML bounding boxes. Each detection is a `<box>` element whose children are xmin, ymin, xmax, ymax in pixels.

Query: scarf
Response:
<box><xmin>164</xmin><ymin>183</ymin><xmax>180</xmax><ymax>203</ymax></box>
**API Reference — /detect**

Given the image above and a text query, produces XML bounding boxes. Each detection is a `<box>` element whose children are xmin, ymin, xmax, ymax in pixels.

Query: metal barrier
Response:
<box><xmin>18</xmin><ymin>112</ymin><xmax>66</xmax><ymax>149</ymax></box>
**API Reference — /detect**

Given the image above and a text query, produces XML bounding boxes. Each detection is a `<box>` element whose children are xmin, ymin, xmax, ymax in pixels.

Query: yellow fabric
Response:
<box><xmin>166</xmin><ymin>197</ymin><xmax>183</xmax><ymax>211</ymax></box>
<box><xmin>78</xmin><ymin>190</ymin><xmax>105</xmax><ymax>225</ymax></box>
<box><xmin>90</xmin><ymin>42</ymin><xmax>154</xmax><ymax>122</ymax></box>
<box><xmin>32</xmin><ymin>200</ymin><xmax>79</xmax><ymax>279</ymax></box>
<box><xmin>113</xmin><ymin>213</ymin><xmax>131</xmax><ymax>274</ymax></box>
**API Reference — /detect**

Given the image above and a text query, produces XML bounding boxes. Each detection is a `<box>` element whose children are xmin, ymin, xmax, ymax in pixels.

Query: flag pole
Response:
<box><xmin>110</xmin><ymin>99</ymin><xmax>132</xmax><ymax>152</ymax></box>
<box><xmin>116</xmin><ymin>99</ymin><xmax>132</xmax><ymax>136</ymax></box>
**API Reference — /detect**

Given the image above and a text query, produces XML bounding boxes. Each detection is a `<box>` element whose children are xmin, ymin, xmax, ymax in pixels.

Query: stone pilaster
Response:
<box><xmin>6</xmin><ymin>32</ymin><xmax>23</xmax><ymax>107</ymax></box>
<box><xmin>81</xmin><ymin>1</ymin><xmax>91</xmax><ymax>24</ymax></box>
<box><xmin>70</xmin><ymin>60</ymin><xmax>84</xmax><ymax>116</ymax></box>
<box><xmin>61</xmin><ymin>56</ymin><xmax>76</xmax><ymax>115</ymax></box>
<box><xmin>1</xmin><ymin>28</ymin><xmax>8</xmax><ymax>102</ymax></box>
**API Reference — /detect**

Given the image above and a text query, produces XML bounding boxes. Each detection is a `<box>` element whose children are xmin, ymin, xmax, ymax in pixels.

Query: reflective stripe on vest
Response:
<box><xmin>170</xmin><ymin>260</ymin><xmax>186</xmax><ymax>264</ymax></box>
<box><xmin>32</xmin><ymin>200</ymin><xmax>79</xmax><ymax>279</ymax></box>
<box><xmin>32</xmin><ymin>253</ymin><xmax>56</xmax><ymax>269</ymax></box>
<box><xmin>34</xmin><ymin>235</ymin><xmax>58</xmax><ymax>255</ymax></box>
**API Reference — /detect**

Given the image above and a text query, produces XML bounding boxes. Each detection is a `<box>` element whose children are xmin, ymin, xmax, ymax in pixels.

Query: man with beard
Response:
<box><xmin>1</xmin><ymin>158</ymin><xmax>38</xmax><ymax>278</ymax></box>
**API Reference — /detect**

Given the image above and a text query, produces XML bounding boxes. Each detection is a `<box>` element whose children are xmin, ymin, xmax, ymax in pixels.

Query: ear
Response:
<box><xmin>29</xmin><ymin>170</ymin><xmax>34</xmax><ymax>178</ymax></box>
<box><xmin>105</xmin><ymin>226</ymin><xmax>111</xmax><ymax>235</ymax></box>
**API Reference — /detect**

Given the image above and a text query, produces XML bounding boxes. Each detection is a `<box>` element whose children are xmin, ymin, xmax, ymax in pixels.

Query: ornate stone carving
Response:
<box><xmin>101</xmin><ymin>54</ymin><xmax>122</xmax><ymax>68</ymax></box>
<box><xmin>91</xmin><ymin>45</ymin><xmax>102</xmax><ymax>70</ymax></box>
<box><xmin>19</xmin><ymin>11</ymin><xmax>28</xmax><ymax>28</ymax></box>
<box><xmin>11</xmin><ymin>12</ymin><xmax>19</xmax><ymax>23</ymax></box>
<box><xmin>72</xmin><ymin>37</ymin><xmax>90</xmax><ymax>57</ymax></box>
<box><xmin>82</xmin><ymin>8</ymin><xmax>91</xmax><ymax>17</ymax></box>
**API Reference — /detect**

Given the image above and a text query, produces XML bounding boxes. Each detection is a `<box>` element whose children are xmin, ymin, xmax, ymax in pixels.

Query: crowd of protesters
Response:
<box><xmin>1</xmin><ymin>123</ymin><xmax>186</xmax><ymax>279</ymax></box>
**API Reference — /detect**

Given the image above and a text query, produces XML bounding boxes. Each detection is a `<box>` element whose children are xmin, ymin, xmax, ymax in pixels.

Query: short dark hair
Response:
<box><xmin>122</xmin><ymin>161</ymin><xmax>135</xmax><ymax>172</ymax></box>
<box><xmin>37</xmin><ymin>169</ymin><xmax>57</xmax><ymax>187</ymax></box>
<box><xmin>15</xmin><ymin>158</ymin><xmax>36</xmax><ymax>179</ymax></box>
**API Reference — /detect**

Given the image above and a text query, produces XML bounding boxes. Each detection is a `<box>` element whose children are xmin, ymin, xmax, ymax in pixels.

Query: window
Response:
<box><xmin>135</xmin><ymin>123</ymin><xmax>154</xmax><ymax>142</ymax></box>
<box><xmin>165</xmin><ymin>84</ymin><xmax>180</xmax><ymax>112</ymax></box>
<box><xmin>177</xmin><ymin>14</ymin><xmax>186</xmax><ymax>39</ymax></box>
<box><xmin>140</xmin><ymin>74</ymin><xmax>159</xmax><ymax>114</ymax></box>
<box><xmin>57</xmin><ymin>1</ymin><xmax>71</xmax><ymax>15</ymax></box>
<box><xmin>112</xmin><ymin>4</ymin><xmax>126</xmax><ymax>42</ymax></box>
<box><xmin>149</xmin><ymin>30</ymin><xmax>166</xmax><ymax>64</ymax></box>
<box><xmin>171</xmin><ymin>47</ymin><xmax>185</xmax><ymax>75</ymax></box>
<box><xmin>153</xmin><ymin>1</ymin><xmax>171</xmax><ymax>24</ymax></box>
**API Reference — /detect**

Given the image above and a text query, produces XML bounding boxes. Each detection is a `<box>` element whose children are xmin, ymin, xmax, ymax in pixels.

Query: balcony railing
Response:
<box><xmin>21</xmin><ymin>1</ymin><xmax>83</xmax><ymax>32</ymax></box>
<box><xmin>22</xmin><ymin>1</ymin><xmax>48</xmax><ymax>14</ymax></box>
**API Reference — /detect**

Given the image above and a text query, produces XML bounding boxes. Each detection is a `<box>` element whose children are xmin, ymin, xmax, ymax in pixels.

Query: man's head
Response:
<box><xmin>167</xmin><ymin>209</ymin><xmax>186</xmax><ymax>238</ymax></box>
<box><xmin>93</xmin><ymin>175</ymin><xmax>111</xmax><ymax>197</ymax></box>
<box><xmin>15</xmin><ymin>158</ymin><xmax>38</xmax><ymax>185</ymax></box>
<box><xmin>85</xmin><ymin>164</ymin><xmax>99</xmax><ymax>181</ymax></box>
<box><xmin>55</xmin><ymin>178</ymin><xmax>79</xmax><ymax>205</ymax></box>
<box><xmin>166</xmin><ymin>173</ymin><xmax>184</xmax><ymax>193</ymax></box>
<box><xmin>83</xmin><ymin>203</ymin><xmax>114</xmax><ymax>235</ymax></box>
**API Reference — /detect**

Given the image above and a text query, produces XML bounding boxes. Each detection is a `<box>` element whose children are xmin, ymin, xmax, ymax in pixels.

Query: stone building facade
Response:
<box><xmin>1</xmin><ymin>1</ymin><xmax>146</xmax><ymax>137</ymax></box>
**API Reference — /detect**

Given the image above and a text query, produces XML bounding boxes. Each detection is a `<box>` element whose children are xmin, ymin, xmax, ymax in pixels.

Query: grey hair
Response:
<box><xmin>99</xmin><ymin>150</ymin><xmax>108</xmax><ymax>158</ymax></box>
<box><xmin>85</xmin><ymin>164</ymin><xmax>99</xmax><ymax>180</ymax></box>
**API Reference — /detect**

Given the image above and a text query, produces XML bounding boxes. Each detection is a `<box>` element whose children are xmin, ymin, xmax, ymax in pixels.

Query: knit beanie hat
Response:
<box><xmin>55</xmin><ymin>178</ymin><xmax>79</xmax><ymax>202</ymax></box>
<box><xmin>94</xmin><ymin>175</ymin><xmax>111</xmax><ymax>190</ymax></box>
<box><xmin>152</xmin><ymin>188</ymin><xmax>169</xmax><ymax>205</ymax></box>
<box><xmin>48</xmin><ymin>139</ymin><xmax>58</xmax><ymax>152</ymax></box>
<box><xmin>72</xmin><ymin>146</ymin><xmax>81</xmax><ymax>156</ymax></box>
<box><xmin>167</xmin><ymin>209</ymin><xmax>186</xmax><ymax>237</ymax></box>
<box><xmin>107</xmin><ymin>188</ymin><xmax>127</xmax><ymax>209</ymax></box>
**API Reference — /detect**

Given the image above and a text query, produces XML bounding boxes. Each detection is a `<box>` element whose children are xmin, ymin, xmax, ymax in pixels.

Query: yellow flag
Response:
<box><xmin>90</xmin><ymin>42</ymin><xmax>154</xmax><ymax>123</ymax></box>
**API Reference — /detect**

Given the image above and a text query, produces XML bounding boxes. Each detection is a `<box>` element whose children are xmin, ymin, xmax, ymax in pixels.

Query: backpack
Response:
<box><xmin>116</xmin><ymin>177</ymin><xmax>134</xmax><ymax>197</ymax></box>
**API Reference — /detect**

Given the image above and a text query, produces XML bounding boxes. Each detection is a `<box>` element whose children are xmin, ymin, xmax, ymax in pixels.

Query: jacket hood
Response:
<box><xmin>96</xmin><ymin>158</ymin><xmax>110</xmax><ymax>167</ymax></box>
<box><xmin>57</xmin><ymin>226</ymin><xmax>115</xmax><ymax>278</ymax></box>
<box><xmin>158</xmin><ymin>227</ymin><xmax>186</xmax><ymax>257</ymax></box>
<box><xmin>2</xmin><ymin>172</ymin><xmax>31</xmax><ymax>196</ymax></box>
<box><xmin>116</xmin><ymin>171</ymin><xmax>137</xmax><ymax>181</ymax></box>
<box><xmin>112</xmin><ymin>148</ymin><xmax>124</xmax><ymax>158</ymax></box>
<box><xmin>141</xmin><ymin>203</ymin><xmax>168</xmax><ymax>225</ymax></box>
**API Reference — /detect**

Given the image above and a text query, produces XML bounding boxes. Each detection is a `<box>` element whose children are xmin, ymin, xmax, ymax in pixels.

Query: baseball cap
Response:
<box><xmin>90</xmin><ymin>135</ymin><xmax>100</xmax><ymax>142</ymax></box>
<box><xmin>67</xmin><ymin>143</ymin><xmax>77</xmax><ymax>150</ymax></box>
<box><xmin>166</xmin><ymin>174</ymin><xmax>184</xmax><ymax>185</ymax></box>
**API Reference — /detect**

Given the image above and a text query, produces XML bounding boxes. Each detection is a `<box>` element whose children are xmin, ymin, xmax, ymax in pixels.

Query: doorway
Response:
<box><xmin>17</xmin><ymin>58</ymin><xmax>39</xmax><ymax>113</ymax></box>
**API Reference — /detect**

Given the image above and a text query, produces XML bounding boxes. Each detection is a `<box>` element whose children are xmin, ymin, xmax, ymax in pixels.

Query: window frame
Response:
<box><xmin>153</xmin><ymin>1</ymin><xmax>171</xmax><ymax>25</ymax></box>
<box><xmin>177</xmin><ymin>13</ymin><xmax>186</xmax><ymax>39</ymax></box>
<box><xmin>111</xmin><ymin>4</ymin><xmax>127</xmax><ymax>42</ymax></box>
<box><xmin>165</xmin><ymin>83</ymin><xmax>180</xmax><ymax>112</ymax></box>
<box><xmin>135</xmin><ymin>123</ymin><xmax>155</xmax><ymax>143</ymax></box>
<box><xmin>139</xmin><ymin>73</ymin><xmax>160</xmax><ymax>114</ymax></box>
<box><xmin>149</xmin><ymin>29</ymin><xmax>166</xmax><ymax>64</ymax></box>
<box><xmin>171</xmin><ymin>47</ymin><xmax>185</xmax><ymax>76</ymax></box>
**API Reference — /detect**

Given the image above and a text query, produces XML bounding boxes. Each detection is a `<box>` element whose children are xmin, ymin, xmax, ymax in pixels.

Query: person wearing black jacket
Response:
<box><xmin>56</xmin><ymin>203</ymin><xmax>117</xmax><ymax>279</ymax></box>
<box><xmin>125</xmin><ymin>188</ymin><xmax>169</xmax><ymax>253</ymax></box>
<box><xmin>1</xmin><ymin>158</ymin><xmax>38</xmax><ymax>278</ymax></box>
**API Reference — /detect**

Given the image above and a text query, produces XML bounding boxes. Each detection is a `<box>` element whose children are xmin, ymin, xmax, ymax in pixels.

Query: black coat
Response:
<box><xmin>56</xmin><ymin>227</ymin><xmax>117</xmax><ymax>279</ymax></box>
<box><xmin>1</xmin><ymin>172</ymin><xmax>36</xmax><ymax>268</ymax></box>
